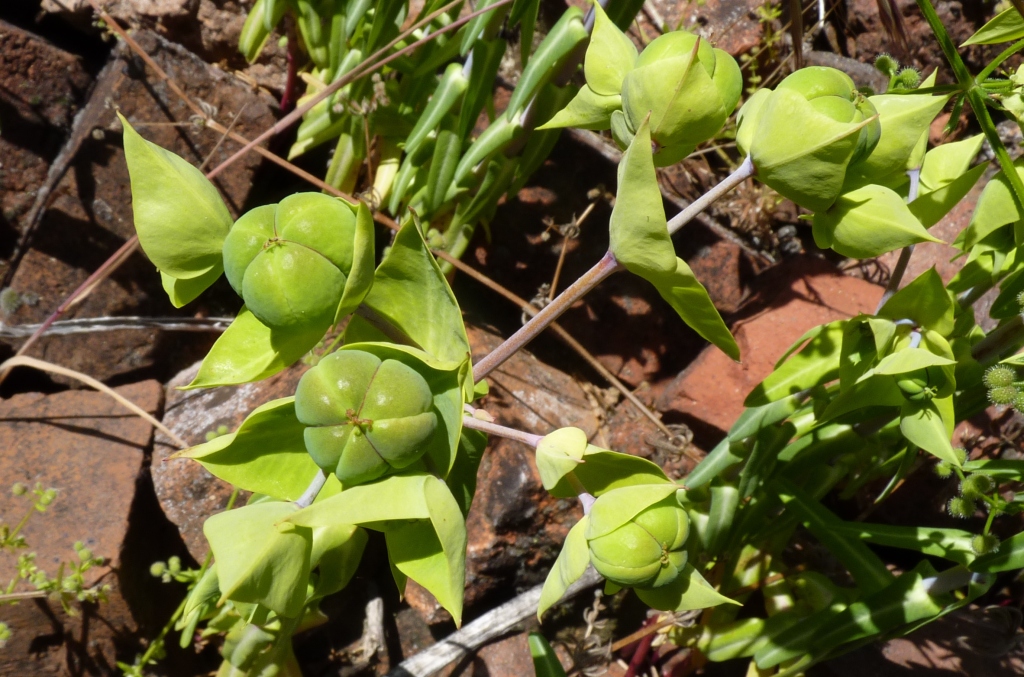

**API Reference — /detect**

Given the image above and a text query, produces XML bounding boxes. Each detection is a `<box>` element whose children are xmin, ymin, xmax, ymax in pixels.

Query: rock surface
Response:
<box><xmin>0</xmin><ymin>381</ymin><xmax>161</xmax><ymax>675</ymax></box>
<box><xmin>655</xmin><ymin>258</ymin><xmax>884</xmax><ymax>444</ymax></box>
<box><xmin>2</xmin><ymin>30</ymin><xmax>276</xmax><ymax>385</ymax></box>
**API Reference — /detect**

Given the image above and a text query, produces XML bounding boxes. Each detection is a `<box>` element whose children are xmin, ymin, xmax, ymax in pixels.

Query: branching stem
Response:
<box><xmin>462</xmin><ymin>415</ymin><xmax>543</xmax><ymax>448</ymax></box>
<box><xmin>295</xmin><ymin>470</ymin><xmax>328</xmax><ymax>509</ymax></box>
<box><xmin>667</xmin><ymin>155</ymin><xmax>755</xmax><ymax>236</ymax></box>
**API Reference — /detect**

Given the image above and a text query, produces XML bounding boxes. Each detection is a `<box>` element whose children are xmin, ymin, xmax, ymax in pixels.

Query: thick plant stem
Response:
<box><xmin>473</xmin><ymin>251</ymin><xmax>623</xmax><ymax>379</ymax></box>
<box><xmin>295</xmin><ymin>470</ymin><xmax>328</xmax><ymax>509</ymax></box>
<box><xmin>667</xmin><ymin>155</ymin><xmax>755</xmax><ymax>236</ymax></box>
<box><xmin>462</xmin><ymin>415</ymin><xmax>543</xmax><ymax>447</ymax></box>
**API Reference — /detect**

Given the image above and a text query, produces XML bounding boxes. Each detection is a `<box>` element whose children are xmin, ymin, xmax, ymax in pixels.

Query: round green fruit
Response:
<box><xmin>294</xmin><ymin>350</ymin><xmax>438</xmax><ymax>485</ymax></box>
<box><xmin>587</xmin><ymin>496</ymin><xmax>689</xmax><ymax>588</ymax></box>
<box><xmin>222</xmin><ymin>193</ymin><xmax>357</xmax><ymax>328</ymax></box>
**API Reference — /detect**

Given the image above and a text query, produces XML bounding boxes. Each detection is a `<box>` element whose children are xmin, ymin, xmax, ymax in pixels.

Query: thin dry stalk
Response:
<box><xmin>0</xmin><ymin>355</ymin><xmax>187</xmax><ymax>449</ymax></box>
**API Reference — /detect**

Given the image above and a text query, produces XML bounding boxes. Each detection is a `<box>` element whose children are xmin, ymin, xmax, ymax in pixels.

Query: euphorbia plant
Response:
<box><xmin>118</xmin><ymin>0</ymin><xmax>1024</xmax><ymax>674</ymax></box>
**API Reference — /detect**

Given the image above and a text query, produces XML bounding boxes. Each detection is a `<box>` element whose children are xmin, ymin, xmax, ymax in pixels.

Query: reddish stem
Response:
<box><xmin>280</xmin><ymin>18</ymin><xmax>301</xmax><ymax>113</ymax></box>
<box><xmin>622</xmin><ymin>620</ymin><xmax>657</xmax><ymax>677</ymax></box>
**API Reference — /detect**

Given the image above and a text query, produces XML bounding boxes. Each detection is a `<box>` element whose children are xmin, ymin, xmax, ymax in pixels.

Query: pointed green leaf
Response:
<box><xmin>846</xmin><ymin>92</ymin><xmax>949</xmax><ymax>185</ymax></box>
<box><xmin>403</xmin><ymin>63</ymin><xmax>468</xmax><ymax>161</ymax></box>
<box><xmin>878</xmin><ymin>268</ymin><xmax>954</xmax><ymax>335</ymax></box>
<box><xmin>919</xmin><ymin>134</ymin><xmax>984</xmax><ymax>191</ymax></box>
<box><xmin>962</xmin><ymin>7</ymin><xmax>1024</xmax><ymax>45</ymax></box>
<box><xmin>609</xmin><ymin>116</ymin><xmax>676</xmax><ymax>276</ymax></box>
<box><xmin>584</xmin><ymin>0</ymin><xmax>637</xmax><ymax>95</ymax></box>
<box><xmin>186</xmin><ymin>306</ymin><xmax>326</xmax><ymax>388</ymax></box>
<box><xmin>874</xmin><ymin>348</ymin><xmax>956</xmax><ymax>375</ymax></box>
<box><xmin>335</xmin><ymin>200</ymin><xmax>376</xmax><ymax>322</ymax></box>
<box><xmin>538</xmin><ymin>84</ymin><xmax>621</xmax><ymax>131</ymax></box>
<box><xmin>821</xmin><ymin>374</ymin><xmax>905</xmax><ymax>421</ymax></box>
<box><xmin>204</xmin><ymin>501</ymin><xmax>311</xmax><ymax>618</ymax></box>
<box><xmin>160</xmin><ymin>265</ymin><xmax>220</xmax><ymax>308</ymax></box>
<box><xmin>311</xmin><ymin>524</ymin><xmax>367</xmax><ymax>597</ymax></box>
<box><xmin>777</xmin><ymin>481</ymin><xmax>895</xmax><ymax>595</ymax></box>
<box><xmin>179</xmin><ymin>397</ymin><xmax>319</xmax><ymax>500</ymax></box>
<box><xmin>567</xmin><ymin>446</ymin><xmax>671</xmax><ymax>497</ymax></box>
<box><xmin>812</xmin><ymin>184</ymin><xmax>941</xmax><ymax>259</ymax></box>
<box><xmin>120</xmin><ymin>114</ymin><xmax>232</xmax><ymax>279</ymax></box>
<box><xmin>538</xmin><ymin>518</ymin><xmax>590</xmax><ymax>619</ymax></box>
<box><xmin>961</xmin><ymin>458</ymin><xmax>1024</xmax><ymax>481</ymax></box>
<box><xmin>959</xmin><ymin>159</ymin><xmax>1024</xmax><ymax>250</ymax></box>
<box><xmin>536</xmin><ymin>427</ymin><xmax>588</xmax><ymax>491</ymax></box>
<box><xmin>900</xmin><ymin>400</ymin><xmax>960</xmax><ymax>465</ymax></box>
<box><xmin>446</xmin><ymin>428</ymin><xmax>488</xmax><ymax>517</ymax></box>
<box><xmin>289</xmin><ymin>473</ymin><xmax>432</xmax><ymax>529</ymax></box>
<box><xmin>505</xmin><ymin>8</ymin><xmax>587</xmax><ymax>117</ymax></box>
<box><xmin>745</xmin><ymin>321</ymin><xmax>845</xmax><ymax>407</ymax></box>
<box><xmin>832</xmin><ymin>522</ymin><xmax>976</xmax><ymax>566</ymax></box>
<box><xmin>585</xmin><ymin>484</ymin><xmax>679</xmax><ymax>539</ymax></box>
<box><xmin>529</xmin><ymin>633</ymin><xmax>568</xmax><ymax>677</ymax></box>
<box><xmin>634</xmin><ymin>563</ymin><xmax>738</xmax><ymax>611</ymax></box>
<box><xmin>648</xmin><ymin>257</ymin><xmax>739</xmax><ymax>360</ymax></box>
<box><xmin>911</xmin><ymin>162</ymin><xmax>986</xmax><ymax>228</ymax></box>
<box><xmin>344</xmin><ymin>221</ymin><xmax>472</xmax><ymax>396</ymax></box>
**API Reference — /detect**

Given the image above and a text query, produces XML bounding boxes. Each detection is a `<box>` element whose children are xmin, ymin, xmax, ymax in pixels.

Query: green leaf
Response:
<box><xmin>777</xmin><ymin>481</ymin><xmax>895</xmax><ymax>595</ymax></box>
<box><xmin>179</xmin><ymin>398</ymin><xmax>320</xmax><ymax>500</ymax></box>
<box><xmin>529</xmin><ymin>633</ymin><xmax>568</xmax><ymax>677</ymax></box>
<box><xmin>542</xmin><ymin>446</ymin><xmax>670</xmax><ymax>498</ymax></box>
<box><xmin>878</xmin><ymin>268</ymin><xmax>955</xmax><ymax>335</ymax></box>
<box><xmin>335</xmin><ymin>200</ymin><xmax>376</xmax><ymax>322</ymax></box>
<box><xmin>812</xmin><ymin>184</ymin><xmax>941</xmax><ymax>259</ymax></box>
<box><xmin>918</xmin><ymin>134</ymin><xmax>984</xmax><ymax>191</ymax></box>
<box><xmin>446</xmin><ymin>428</ymin><xmax>487</xmax><ymax>517</ymax></box>
<box><xmin>290</xmin><ymin>473</ymin><xmax>433</xmax><ymax>528</ymax></box>
<box><xmin>204</xmin><ymin>501</ymin><xmax>311</xmax><ymax>618</ymax></box>
<box><xmin>972</xmin><ymin>530</ymin><xmax>1024</xmax><ymax>572</ymax></box>
<box><xmin>820</xmin><ymin>374</ymin><xmax>905</xmax><ymax>421</ymax></box>
<box><xmin>160</xmin><ymin>265</ymin><xmax>222</xmax><ymax>308</ymax></box>
<box><xmin>874</xmin><ymin>348</ymin><xmax>956</xmax><ymax>375</ymax></box>
<box><xmin>900</xmin><ymin>400</ymin><xmax>960</xmax><ymax>466</ymax></box>
<box><xmin>847</xmin><ymin>92</ymin><xmax>948</xmax><ymax>185</ymax></box>
<box><xmin>386</xmin><ymin>476</ymin><xmax>467</xmax><ymax>625</ymax></box>
<box><xmin>538</xmin><ymin>84</ymin><xmax>621</xmax><ymax>130</ymax></box>
<box><xmin>648</xmin><ymin>257</ymin><xmax>739</xmax><ymax>360</ymax></box>
<box><xmin>961</xmin><ymin>458</ymin><xmax>1024</xmax><ymax>481</ymax></box>
<box><xmin>584</xmin><ymin>0</ymin><xmax>637</xmax><ymax>96</ymax></box>
<box><xmin>424</xmin><ymin>118</ymin><xmax>462</xmax><ymax>215</ymax></box>
<box><xmin>311</xmin><ymin>524</ymin><xmax>367</xmax><ymax>597</ymax></box>
<box><xmin>120</xmin><ymin>114</ymin><xmax>232</xmax><ymax>279</ymax></box>
<box><xmin>745</xmin><ymin>321</ymin><xmax>845</xmax><ymax>407</ymax></box>
<box><xmin>962</xmin><ymin>7</ymin><xmax>1024</xmax><ymax>45</ymax></box>
<box><xmin>911</xmin><ymin>162</ymin><xmax>986</xmax><ymax>228</ymax></box>
<box><xmin>505</xmin><ymin>7</ymin><xmax>588</xmax><ymax>117</ymax></box>
<box><xmin>344</xmin><ymin>221</ymin><xmax>472</xmax><ymax>396</ymax></box>
<box><xmin>957</xmin><ymin>158</ymin><xmax>1024</xmax><ymax>250</ymax></box>
<box><xmin>538</xmin><ymin>518</ymin><xmax>590</xmax><ymax>619</ymax></box>
<box><xmin>535</xmin><ymin>427</ymin><xmax>588</xmax><ymax>491</ymax></box>
<box><xmin>403</xmin><ymin>63</ymin><xmax>468</xmax><ymax>160</ymax></box>
<box><xmin>704</xmin><ymin>482</ymin><xmax>740</xmax><ymax>555</ymax></box>
<box><xmin>832</xmin><ymin>522</ymin><xmax>976</xmax><ymax>566</ymax></box>
<box><xmin>186</xmin><ymin>306</ymin><xmax>326</xmax><ymax>388</ymax></box>
<box><xmin>585</xmin><ymin>484</ymin><xmax>679</xmax><ymax>539</ymax></box>
<box><xmin>634</xmin><ymin>563</ymin><xmax>738</xmax><ymax>611</ymax></box>
<box><xmin>608</xmin><ymin>115</ymin><xmax>676</xmax><ymax>276</ymax></box>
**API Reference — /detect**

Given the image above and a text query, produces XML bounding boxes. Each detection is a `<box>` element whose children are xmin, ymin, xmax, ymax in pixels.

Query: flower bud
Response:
<box><xmin>736</xmin><ymin>67</ymin><xmax>881</xmax><ymax>212</ymax></box>
<box><xmin>896</xmin><ymin>365</ymin><xmax>949</xmax><ymax>402</ymax></box>
<box><xmin>586</xmin><ymin>495</ymin><xmax>689</xmax><ymax>588</ymax></box>
<box><xmin>619</xmin><ymin>31</ymin><xmax>742</xmax><ymax>166</ymax></box>
<box><xmin>294</xmin><ymin>349</ymin><xmax>438</xmax><ymax>485</ymax></box>
<box><xmin>222</xmin><ymin>193</ymin><xmax>358</xmax><ymax>328</ymax></box>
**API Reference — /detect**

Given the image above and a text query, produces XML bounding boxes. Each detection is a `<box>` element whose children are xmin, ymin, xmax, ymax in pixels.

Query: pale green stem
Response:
<box><xmin>462</xmin><ymin>414</ymin><xmax>543</xmax><ymax>447</ymax></box>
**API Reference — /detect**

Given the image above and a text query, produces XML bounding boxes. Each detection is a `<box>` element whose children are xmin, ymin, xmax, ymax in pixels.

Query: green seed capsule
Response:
<box><xmin>896</xmin><ymin>365</ymin><xmax>948</xmax><ymax>402</ymax></box>
<box><xmin>587</xmin><ymin>496</ymin><xmax>689</xmax><ymax>588</ymax></box>
<box><xmin>971</xmin><ymin>533</ymin><xmax>1000</xmax><ymax>555</ymax></box>
<box><xmin>222</xmin><ymin>193</ymin><xmax>357</xmax><ymax>328</ymax></box>
<box><xmin>984</xmin><ymin>365</ymin><xmax>1016</xmax><ymax>389</ymax></box>
<box><xmin>294</xmin><ymin>350</ymin><xmax>438</xmax><ymax>485</ymax></box>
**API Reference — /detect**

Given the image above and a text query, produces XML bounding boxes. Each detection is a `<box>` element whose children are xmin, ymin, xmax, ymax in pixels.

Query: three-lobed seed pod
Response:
<box><xmin>737</xmin><ymin>67</ymin><xmax>881</xmax><ymax>212</ymax></box>
<box><xmin>586</xmin><ymin>494</ymin><xmax>690</xmax><ymax>589</ymax></box>
<box><xmin>895</xmin><ymin>365</ymin><xmax>951</xmax><ymax>402</ymax></box>
<box><xmin>294</xmin><ymin>349</ymin><xmax>438</xmax><ymax>485</ymax></box>
<box><xmin>222</xmin><ymin>193</ymin><xmax>357</xmax><ymax>329</ymax></box>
